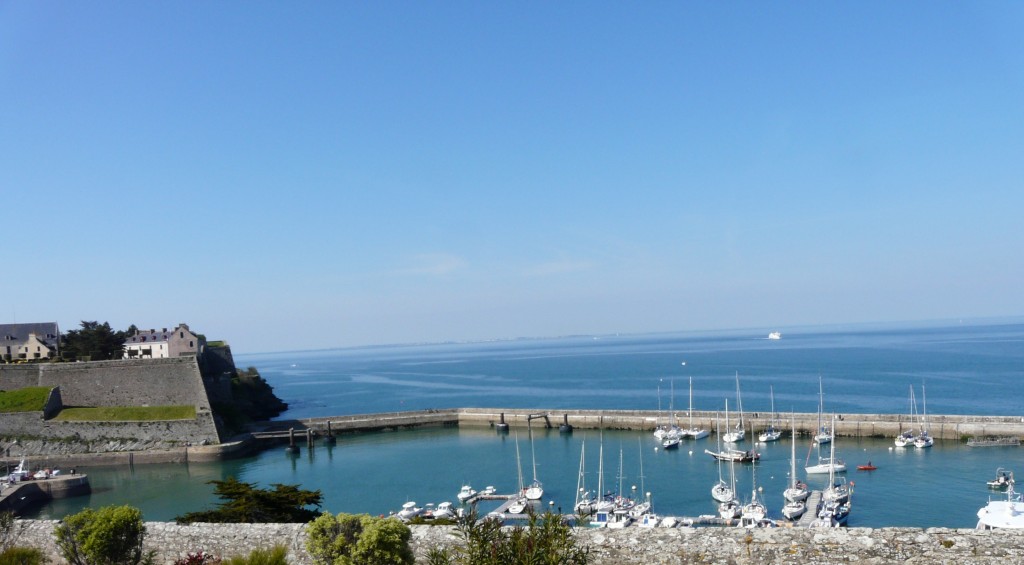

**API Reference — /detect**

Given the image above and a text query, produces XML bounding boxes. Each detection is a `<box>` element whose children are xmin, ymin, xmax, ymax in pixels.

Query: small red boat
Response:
<box><xmin>856</xmin><ymin>462</ymin><xmax>877</xmax><ymax>471</ymax></box>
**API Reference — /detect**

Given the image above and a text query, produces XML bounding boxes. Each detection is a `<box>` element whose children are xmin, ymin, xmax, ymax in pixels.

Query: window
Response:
<box><xmin>189</xmin><ymin>340</ymin><xmax>194</xmax><ymax>347</ymax></box>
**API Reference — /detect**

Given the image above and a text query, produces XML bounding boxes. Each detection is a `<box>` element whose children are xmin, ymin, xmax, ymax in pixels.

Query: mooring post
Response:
<box><xmin>559</xmin><ymin>413</ymin><xmax>573</xmax><ymax>434</ymax></box>
<box><xmin>285</xmin><ymin>427</ymin><xmax>300</xmax><ymax>454</ymax></box>
<box><xmin>306</xmin><ymin>429</ymin><xmax>313</xmax><ymax>448</ymax></box>
<box><xmin>325</xmin><ymin>420</ymin><xmax>337</xmax><ymax>445</ymax></box>
<box><xmin>496</xmin><ymin>412</ymin><xmax>510</xmax><ymax>433</ymax></box>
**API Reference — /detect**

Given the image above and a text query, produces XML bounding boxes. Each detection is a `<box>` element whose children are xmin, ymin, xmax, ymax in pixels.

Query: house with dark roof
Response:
<box><xmin>0</xmin><ymin>322</ymin><xmax>61</xmax><ymax>361</ymax></box>
<box><xmin>123</xmin><ymin>322</ymin><xmax>204</xmax><ymax>359</ymax></box>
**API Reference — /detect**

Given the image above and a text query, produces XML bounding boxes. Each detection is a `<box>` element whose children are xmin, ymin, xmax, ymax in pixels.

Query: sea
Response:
<box><xmin>20</xmin><ymin>318</ymin><xmax>1024</xmax><ymax>528</ymax></box>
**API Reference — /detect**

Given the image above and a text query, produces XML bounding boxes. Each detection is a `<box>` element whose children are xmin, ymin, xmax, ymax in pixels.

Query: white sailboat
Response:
<box><xmin>739</xmin><ymin>463</ymin><xmax>768</xmax><ymax>527</ymax></box>
<box><xmin>723</xmin><ymin>372</ymin><xmax>745</xmax><ymax>443</ymax></box>
<box><xmin>683</xmin><ymin>376</ymin><xmax>709</xmax><ymax>439</ymax></box>
<box><xmin>655</xmin><ymin>379</ymin><xmax>683</xmax><ymax>442</ymax></box>
<box><xmin>629</xmin><ymin>440</ymin><xmax>653</xmax><ymax>518</ymax></box>
<box><xmin>816</xmin><ymin>426</ymin><xmax>852</xmax><ymax>526</ymax></box>
<box><xmin>718</xmin><ymin>459</ymin><xmax>741</xmax><ymax>520</ymax></box>
<box><xmin>894</xmin><ymin>385</ymin><xmax>918</xmax><ymax>447</ymax></box>
<box><xmin>813</xmin><ymin>377</ymin><xmax>833</xmax><ymax>444</ymax></box>
<box><xmin>806</xmin><ymin>414</ymin><xmax>847</xmax><ymax>474</ymax></box>
<box><xmin>758</xmin><ymin>385</ymin><xmax>781</xmax><ymax>442</ymax></box>
<box><xmin>524</xmin><ymin>424</ymin><xmax>544</xmax><ymax>500</ymax></box>
<box><xmin>508</xmin><ymin>430</ymin><xmax>529</xmax><ymax>514</ymax></box>
<box><xmin>914</xmin><ymin>383</ymin><xmax>934</xmax><ymax>448</ymax></box>
<box><xmin>574</xmin><ymin>439</ymin><xmax>594</xmax><ymax>515</ymax></box>
<box><xmin>710</xmin><ymin>412</ymin><xmax>734</xmax><ymax>503</ymax></box>
<box><xmin>783</xmin><ymin>417</ymin><xmax>809</xmax><ymax>506</ymax></box>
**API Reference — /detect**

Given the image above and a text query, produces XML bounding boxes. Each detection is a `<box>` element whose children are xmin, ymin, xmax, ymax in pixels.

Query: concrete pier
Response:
<box><xmin>296</xmin><ymin>407</ymin><xmax>1024</xmax><ymax>442</ymax></box>
<box><xmin>0</xmin><ymin>474</ymin><xmax>91</xmax><ymax>514</ymax></box>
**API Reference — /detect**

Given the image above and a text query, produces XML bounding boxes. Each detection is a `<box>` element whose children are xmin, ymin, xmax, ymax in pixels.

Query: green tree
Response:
<box><xmin>426</xmin><ymin>508</ymin><xmax>589</xmax><ymax>565</ymax></box>
<box><xmin>54</xmin><ymin>505</ymin><xmax>153</xmax><ymax>565</ymax></box>
<box><xmin>306</xmin><ymin>513</ymin><xmax>413</xmax><ymax>565</ymax></box>
<box><xmin>175</xmin><ymin>477</ymin><xmax>322</xmax><ymax>524</ymax></box>
<box><xmin>61</xmin><ymin>321</ymin><xmax>134</xmax><ymax>361</ymax></box>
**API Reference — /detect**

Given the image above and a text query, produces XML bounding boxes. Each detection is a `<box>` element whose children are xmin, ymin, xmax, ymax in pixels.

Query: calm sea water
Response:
<box><xmin>22</xmin><ymin>320</ymin><xmax>1024</xmax><ymax>528</ymax></box>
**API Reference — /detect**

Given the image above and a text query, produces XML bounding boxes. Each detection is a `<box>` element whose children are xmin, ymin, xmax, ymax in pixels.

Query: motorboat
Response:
<box><xmin>662</xmin><ymin>436</ymin><xmax>681</xmax><ymax>450</ymax></box>
<box><xmin>988</xmin><ymin>468</ymin><xmax>1015</xmax><ymax>490</ymax></box>
<box><xmin>432</xmin><ymin>501</ymin><xmax>456</xmax><ymax>520</ymax></box>
<box><xmin>856</xmin><ymin>462</ymin><xmax>878</xmax><ymax>471</ymax></box>
<box><xmin>397</xmin><ymin>501</ymin><xmax>423</xmax><ymax>521</ymax></box>
<box><xmin>768</xmin><ymin>332</ymin><xmax>782</xmax><ymax>340</ymax></box>
<box><xmin>456</xmin><ymin>484</ymin><xmax>477</xmax><ymax>502</ymax></box>
<box><xmin>507</xmin><ymin>496</ymin><xmax>528</xmax><ymax>515</ymax></box>
<box><xmin>977</xmin><ymin>484</ymin><xmax>1024</xmax><ymax>529</ymax></box>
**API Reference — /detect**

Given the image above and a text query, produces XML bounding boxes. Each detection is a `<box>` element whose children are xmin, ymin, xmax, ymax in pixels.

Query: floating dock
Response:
<box><xmin>794</xmin><ymin>490</ymin><xmax>824</xmax><ymax>528</ymax></box>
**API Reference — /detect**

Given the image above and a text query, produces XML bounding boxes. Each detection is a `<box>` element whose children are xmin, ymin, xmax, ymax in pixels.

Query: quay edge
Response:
<box><xmin>298</xmin><ymin>408</ymin><xmax>1024</xmax><ymax>441</ymax></box>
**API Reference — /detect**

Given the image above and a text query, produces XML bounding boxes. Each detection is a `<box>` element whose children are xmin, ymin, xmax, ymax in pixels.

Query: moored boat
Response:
<box><xmin>977</xmin><ymin>484</ymin><xmax>1024</xmax><ymax>529</ymax></box>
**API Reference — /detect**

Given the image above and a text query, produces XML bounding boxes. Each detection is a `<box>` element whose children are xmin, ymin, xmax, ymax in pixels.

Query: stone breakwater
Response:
<box><xmin>8</xmin><ymin>521</ymin><xmax>1024</xmax><ymax>564</ymax></box>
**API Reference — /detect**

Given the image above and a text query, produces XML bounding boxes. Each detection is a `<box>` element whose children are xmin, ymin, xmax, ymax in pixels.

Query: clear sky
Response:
<box><xmin>2</xmin><ymin>2</ymin><xmax>1022</xmax><ymax>353</ymax></box>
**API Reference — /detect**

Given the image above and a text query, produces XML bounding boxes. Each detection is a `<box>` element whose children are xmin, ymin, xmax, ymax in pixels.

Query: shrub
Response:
<box><xmin>306</xmin><ymin>512</ymin><xmax>413</xmax><ymax>565</ymax></box>
<box><xmin>428</xmin><ymin>508</ymin><xmax>589</xmax><ymax>565</ymax></box>
<box><xmin>175</xmin><ymin>477</ymin><xmax>322</xmax><ymax>524</ymax></box>
<box><xmin>0</xmin><ymin>546</ymin><xmax>46</xmax><ymax>565</ymax></box>
<box><xmin>54</xmin><ymin>505</ymin><xmax>153</xmax><ymax>565</ymax></box>
<box><xmin>174</xmin><ymin>551</ymin><xmax>221</xmax><ymax>565</ymax></box>
<box><xmin>222</xmin><ymin>546</ymin><xmax>288</xmax><ymax>565</ymax></box>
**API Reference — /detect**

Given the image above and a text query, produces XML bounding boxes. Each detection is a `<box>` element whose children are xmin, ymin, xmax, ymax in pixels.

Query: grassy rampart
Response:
<box><xmin>0</xmin><ymin>387</ymin><xmax>51</xmax><ymax>412</ymax></box>
<box><xmin>53</xmin><ymin>405</ymin><xmax>197</xmax><ymax>421</ymax></box>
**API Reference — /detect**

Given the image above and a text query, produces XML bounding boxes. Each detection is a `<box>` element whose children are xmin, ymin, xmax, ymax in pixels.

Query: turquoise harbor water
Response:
<box><xmin>21</xmin><ymin>319</ymin><xmax>1024</xmax><ymax>528</ymax></box>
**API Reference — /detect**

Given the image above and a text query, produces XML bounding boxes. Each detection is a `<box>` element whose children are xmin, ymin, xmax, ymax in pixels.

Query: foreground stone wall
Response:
<box><xmin>8</xmin><ymin>522</ymin><xmax>1024</xmax><ymax>565</ymax></box>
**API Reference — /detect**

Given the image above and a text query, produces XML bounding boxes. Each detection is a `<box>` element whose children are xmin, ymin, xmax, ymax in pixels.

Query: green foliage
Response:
<box><xmin>53</xmin><ymin>406</ymin><xmax>196</xmax><ymax>421</ymax></box>
<box><xmin>61</xmin><ymin>322</ymin><xmax>133</xmax><ymax>362</ymax></box>
<box><xmin>231</xmin><ymin>367</ymin><xmax>288</xmax><ymax>421</ymax></box>
<box><xmin>428</xmin><ymin>508</ymin><xmax>589</xmax><ymax>565</ymax></box>
<box><xmin>175</xmin><ymin>477</ymin><xmax>322</xmax><ymax>524</ymax></box>
<box><xmin>221</xmin><ymin>546</ymin><xmax>287</xmax><ymax>565</ymax></box>
<box><xmin>0</xmin><ymin>388</ymin><xmax>51</xmax><ymax>413</ymax></box>
<box><xmin>306</xmin><ymin>512</ymin><xmax>414</xmax><ymax>565</ymax></box>
<box><xmin>0</xmin><ymin>547</ymin><xmax>46</xmax><ymax>565</ymax></box>
<box><xmin>54</xmin><ymin>505</ymin><xmax>153</xmax><ymax>565</ymax></box>
<box><xmin>0</xmin><ymin>511</ymin><xmax>15</xmax><ymax>552</ymax></box>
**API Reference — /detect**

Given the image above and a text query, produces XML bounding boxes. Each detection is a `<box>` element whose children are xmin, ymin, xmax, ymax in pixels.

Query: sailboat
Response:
<box><xmin>718</xmin><ymin>459</ymin><xmax>741</xmax><ymax>520</ymax></box>
<box><xmin>914</xmin><ymin>383</ymin><xmax>934</xmax><ymax>448</ymax></box>
<box><xmin>524</xmin><ymin>424</ymin><xmax>544</xmax><ymax>499</ymax></box>
<box><xmin>894</xmin><ymin>385</ymin><xmax>918</xmax><ymax>447</ymax></box>
<box><xmin>806</xmin><ymin>414</ymin><xmax>847</xmax><ymax>474</ymax></box>
<box><xmin>739</xmin><ymin>463</ymin><xmax>769</xmax><ymax>528</ymax></box>
<box><xmin>758</xmin><ymin>385</ymin><xmax>782</xmax><ymax>442</ymax></box>
<box><xmin>682</xmin><ymin>377</ymin><xmax>709</xmax><ymax>439</ymax></box>
<box><xmin>589</xmin><ymin>433</ymin><xmax>615</xmax><ymax>527</ymax></box>
<box><xmin>723</xmin><ymin>373</ymin><xmax>745</xmax><ymax>442</ymax></box>
<box><xmin>574</xmin><ymin>439</ymin><xmax>594</xmax><ymax>515</ymax></box>
<box><xmin>508</xmin><ymin>430</ymin><xmax>529</xmax><ymax>514</ymax></box>
<box><xmin>782</xmin><ymin>417</ymin><xmax>806</xmax><ymax>517</ymax></box>
<box><xmin>710</xmin><ymin>412</ymin><xmax>734</xmax><ymax>503</ymax></box>
<box><xmin>629</xmin><ymin>440</ymin><xmax>652</xmax><ymax>518</ymax></box>
<box><xmin>813</xmin><ymin>377</ymin><xmax>833</xmax><ymax>444</ymax></box>
<box><xmin>815</xmin><ymin>419</ymin><xmax>853</xmax><ymax>526</ymax></box>
<box><xmin>706</xmin><ymin>399</ymin><xmax>759</xmax><ymax>462</ymax></box>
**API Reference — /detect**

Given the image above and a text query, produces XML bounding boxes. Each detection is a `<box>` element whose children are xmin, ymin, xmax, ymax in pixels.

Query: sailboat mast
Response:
<box><xmin>735</xmin><ymin>372</ymin><xmax>744</xmax><ymax>427</ymax></box>
<box><xmin>529</xmin><ymin>424</ymin><xmax>539</xmax><ymax>482</ymax></box>
<box><xmin>790</xmin><ymin>416</ymin><xmax>798</xmax><ymax>489</ymax></box>
<box><xmin>688</xmin><ymin>377</ymin><xmax>694</xmax><ymax>429</ymax></box>
<box><xmin>575</xmin><ymin>440</ymin><xmax>586</xmax><ymax>509</ymax></box>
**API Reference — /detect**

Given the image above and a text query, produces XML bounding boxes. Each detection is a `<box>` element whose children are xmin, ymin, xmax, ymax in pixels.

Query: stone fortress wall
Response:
<box><xmin>0</xmin><ymin>357</ymin><xmax>221</xmax><ymax>447</ymax></box>
<box><xmin>7</xmin><ymin>521</ymin><xmax>1024</xmax><ymax>565</ymax></box>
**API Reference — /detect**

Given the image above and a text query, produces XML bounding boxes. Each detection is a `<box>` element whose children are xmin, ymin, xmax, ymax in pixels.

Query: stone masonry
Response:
<box><xmin>7</xmin><ymin>521</ymin><xmax>1024</xmax><ymax>565</ymax></box>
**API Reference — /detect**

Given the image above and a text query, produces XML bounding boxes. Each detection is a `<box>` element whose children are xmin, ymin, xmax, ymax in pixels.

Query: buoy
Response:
<box><xmin>688</xmin><ymin>450</ymin><xmax>693</xmax><ymax>455</ymax></box>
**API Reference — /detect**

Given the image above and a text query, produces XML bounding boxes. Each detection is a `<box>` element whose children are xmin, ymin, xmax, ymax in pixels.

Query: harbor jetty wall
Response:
<box><xmin>299</xmin><ymin>407</ymin><xmax>1024</xmax><ymax>441</ymax></box>
<box><xmin>6</xmin><ymin>521</ymin><xmax>1024</xmax><ymax>564</ymax></box>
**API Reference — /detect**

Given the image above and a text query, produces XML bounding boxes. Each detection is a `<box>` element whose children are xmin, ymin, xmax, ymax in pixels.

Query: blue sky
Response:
<box><xmin>2</xmin><ymin>2</ymin><xmax>1022</xmax><ymax>353</ymax></box>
